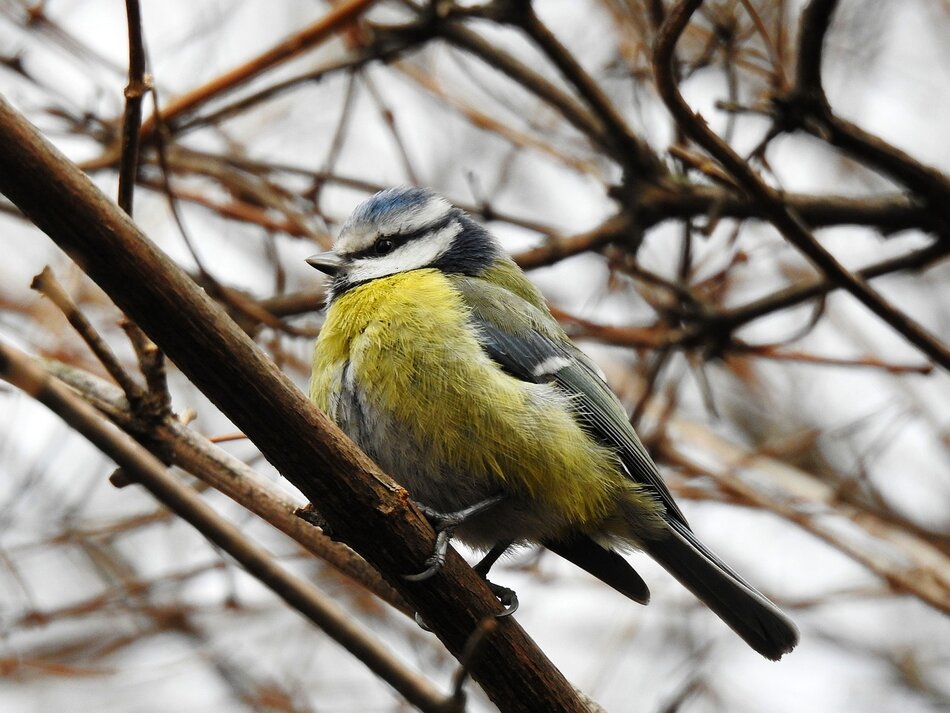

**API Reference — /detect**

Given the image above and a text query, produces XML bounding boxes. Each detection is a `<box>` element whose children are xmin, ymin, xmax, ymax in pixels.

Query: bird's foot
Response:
<box><xmin>413</xmin><ymin>577</ymin><xmax>519</xmax><ymax>631</ymax></box>
<box><xmin>486</xmin><ymin>579</ymin><xmax>519</xmax><ymax>618</ymax></box>
<box><xmin>402</xmin><ymin>494</ymin><xmax>505</xmax><ymax>582</ymax></box>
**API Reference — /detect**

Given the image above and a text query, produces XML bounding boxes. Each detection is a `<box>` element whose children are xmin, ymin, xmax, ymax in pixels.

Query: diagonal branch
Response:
<box><xmin>711</xmin><ymin>240</ymin><xmax>950</xmax><ymax>333</ymax></box>
<box><xmin>0</xmin><ymin>342</ymin><xmax>451</xmax><ymax>713</ymax></box>
<box><xmin>513</xmin><ymin>3</ymin><xmax>664</xmax><ymax>179</ymax></box>
<box><xmin>437</xmin><ymin>20</ymin><xmax>611</xmax><ymax>156</ymax></box>
<box><xmin>653</xmin><ymin>0</ymin><xmax>950</xmax><ymax>372</ymax></box>
<box><xmin>139</xmin><ymin>0</ymin><xmax>382</xmax><ymax>136</ymax></box>
<box><xmin>662</xmin><ymin>418</ymin><xmax>950</xmax><ymax>615</ymax></box>
<box><xmin>0</xmin><ymin>94</ymin><xmax>592</xmax><ymax>713</ymax></box>
<box><xmin>45</xmin><ymin>357</ymin><xmax>410</xmax><ymax>616</ymax></box>
<box><xmin>783</xmin><ymin>0</ymin><xmax>950</xmax><ymax>213</ymax></box>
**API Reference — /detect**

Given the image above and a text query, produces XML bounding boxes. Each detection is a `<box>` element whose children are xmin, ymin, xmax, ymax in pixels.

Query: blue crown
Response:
<box><xmin>348</xmin><ymin>187</ymin><xmax>437</xmax><ymax>228</ymax></box>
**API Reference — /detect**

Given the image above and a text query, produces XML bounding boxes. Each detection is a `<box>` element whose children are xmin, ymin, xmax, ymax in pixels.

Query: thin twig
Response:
<box><xmin>45</xmin><ymin>357</ymin><xmax>411</xmax><ymax>615</ymax></box>
<box><xmin>514</xmin><ymin>3</ymin><xmax>664</xmax><ymax>179</ymax></box>
<box><xmin>362</xmin><ymin>69</ymin><xmax>422</xmax><ymax>185</ymax></box>
<box><xmin>438</xmin><ymin>19</ymin><xmax>610</xmax><ymax>155</ymax></box>
<box><xmin>138</xmin><ymin>0</ymin><xmax>382</xmax><ymax>136</ymax></box>
<box><xmin>0</xmin><ymin>342</ymin><xmax>451</xmax><ymax>713</ymax></box>
<box><xmin>654</xmin><ymin>0</ymin><xmax>950</xmax><ymax>371</ymax></box>
<box><xmin>712</xmin><ymin>240</ymin><xmax>949</xmax><ymax>332</ymax></box>
<box><xmin>149</xmin><ymin>96</ymin><xmax>314</xmax><ymax>338</ymax></box>
<box><xmin>116</xmin><ymin>0</ymin><xmax>148</xmax><ymax>215</ymax></box>
<box><xmin>119</xmin><ymin>318</ymin><xmax>170</xmax><ymax>414</ymax></box>
<box><xmin>30</xmin><ymin>267</ymin><xmax>145</xmax><ymax>405</ymax></box>
<box><xmin>661</xmin><ymin>417</ymin><xmax>950</xmax><ymax>615</ymax></box>
<box><xmin>729</xmin><ymin>345</ymin><xmax>933</xmax><ymax>375</ymax></box>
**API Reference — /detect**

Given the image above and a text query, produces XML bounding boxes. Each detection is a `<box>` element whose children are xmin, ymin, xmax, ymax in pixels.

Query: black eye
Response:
<box><xmin>374</xmin><ymin>238</ymin><xmax>395</xmax><ymax>255</ymax></box>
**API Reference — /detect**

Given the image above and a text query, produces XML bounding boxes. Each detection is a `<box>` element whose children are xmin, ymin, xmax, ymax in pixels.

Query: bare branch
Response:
<box><xmin>139</xmin><ymin>0</ymin><xmax>383</xmax><ymax>136</ymax></box>
<box><xmin>0</xmin><ymin>92</ymin><xmax>593</xmax><ymax>713</ymax></box>
<box><xmin>781</xmin><ymin>0</ymin><xmax>950</xmax><ymax>213</ymax></box>
<box><xmin>30</xmin><ymin>266</ymin><xmax>145</xmax><ymax>406</ymax></box>
<box><xmin>45</xmin><ymin>357</ymin><xmax>410</xmax><ymax>616</ymax></box>
<box><xmin>116</xmin><ymin>0</ymin><xmax>148</xmax><ymax>215</ymax></box>
<box><xmin>0</xmin><ymin>342</ymin><xmax>453</xmax><ymax>713</ymax></box>
<box><xmin>514</xmin><ymin>3</ymin><xmax>664</xmax><ymax>179</ymax></box>
<box><xmin>653</xmin><ymin>0</ymin><xmax>950</xmax><ymax>371</ymax></box>
<box><xmin>661</xmin><ymin>418</ymin><xmax>950</xmax><ymax>615</ymax></box>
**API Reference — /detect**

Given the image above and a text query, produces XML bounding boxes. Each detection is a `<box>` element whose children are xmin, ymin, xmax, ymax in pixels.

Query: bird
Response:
<box><xmin>307</xmin><ymin>186</ymin><xmax>799</xmax><ymax>660</ymax></box>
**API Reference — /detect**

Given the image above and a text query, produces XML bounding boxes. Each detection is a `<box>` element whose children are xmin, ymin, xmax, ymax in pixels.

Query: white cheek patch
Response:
<box><xmin>346</xmin><ymin>221</ymin><xmax>462</xmax><ymax>283</ymax></box>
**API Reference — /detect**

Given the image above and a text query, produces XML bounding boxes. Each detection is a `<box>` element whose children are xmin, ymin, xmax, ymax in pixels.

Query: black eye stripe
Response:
<box><xmin>345</xmin><ymin>212</ymin><xmax>458</xmax><ymax>261</ymax></box>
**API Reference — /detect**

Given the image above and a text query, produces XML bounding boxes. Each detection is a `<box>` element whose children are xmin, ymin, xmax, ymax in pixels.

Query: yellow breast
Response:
<box><xmin>309</xmin><ymin>269</ymin><xmax>625</xmax><ymax>528</ymax></box>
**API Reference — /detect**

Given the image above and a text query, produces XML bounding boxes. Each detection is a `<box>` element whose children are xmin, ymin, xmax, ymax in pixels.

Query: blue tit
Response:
<box><xmin>308</xmin><ymin>187</ymin><xmax>798</xmax><ymax>660</ymax></box>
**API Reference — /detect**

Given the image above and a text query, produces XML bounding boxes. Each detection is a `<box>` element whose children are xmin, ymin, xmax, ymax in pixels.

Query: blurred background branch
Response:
<box><xmin>1</xmin><ymin>1</ymin><xmax>948</xmax><ymax>712</ymax></box>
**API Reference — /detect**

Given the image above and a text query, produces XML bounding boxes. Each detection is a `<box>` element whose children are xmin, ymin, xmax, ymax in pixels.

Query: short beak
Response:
<box><xmin>306</xmin><ymin>252</ymin><xmax>343</xmax><ymax>276</ymax></box>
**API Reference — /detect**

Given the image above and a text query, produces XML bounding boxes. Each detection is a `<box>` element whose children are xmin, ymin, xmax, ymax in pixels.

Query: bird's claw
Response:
<box><xmin>402</xmin><ymin>526</ymin><xmax>455</xmax><ymax>581</ymax></box>
<box><xmin>413</xmin><ymin>579</ymin><xmax>519</xmax><ymax>632</ymax></box>
<box><xmin>402</xmin><ymin>495</ymin><xmax>505</xmax><ymax>581</ymax></box>
<box><xmin>402</xmin><ymin>553</ymin><xmax>446</xmax><ymax>582</ymax></box>
<box><xmin>486</xmin><ymin>580</ymin><xmax>519</xmax><ymax>617</ymax></box>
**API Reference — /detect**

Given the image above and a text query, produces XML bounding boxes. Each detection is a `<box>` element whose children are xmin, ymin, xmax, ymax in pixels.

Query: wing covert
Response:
<box><xmin>453</xmin><ymin>276</ymin><xmax>689</xmax><ymax>528</ymax></box>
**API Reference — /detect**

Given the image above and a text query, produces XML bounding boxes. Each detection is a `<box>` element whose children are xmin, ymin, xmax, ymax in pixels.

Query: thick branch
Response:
<box><xmin>0</xmin><ymin>94</ymin><xmax>590</xmax><ymax>713</ymax></box>
<box><xmin>0</xmin><ymin>342</ymin><xmax>450</xmax><ymax>713</ymax></box>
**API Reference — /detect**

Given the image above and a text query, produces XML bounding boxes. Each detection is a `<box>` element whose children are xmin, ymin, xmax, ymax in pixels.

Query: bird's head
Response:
<box><xmin>307</xmin><ymin>187</ymin><xmax>500</xmax><ymax>300</ymax></box>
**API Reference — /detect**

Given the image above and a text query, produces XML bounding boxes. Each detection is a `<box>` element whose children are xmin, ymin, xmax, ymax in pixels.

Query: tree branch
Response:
<box><xmin>782</xmin><ymin>0</ymin><xmax>950</xmax><ymax>214</ymax></box>
<box><xmin>139</xmin><ymin>0</ymin><xmax>382</xmax><ymax>136</ymax></box>
<box><xmin>653</xmin><ymin>0</ymin><xmax>950</xmax><ymax>372</ymax></box>
<box><xmin>513</xmin><ymin>3</ymin><xmax>664</xmax><ymax>179</ymax></box>
<box><xmin>116</xmin><ymin>0</ymin><xmax>148</xmax><ymax>215</ymax></box>
<box><xmin>0</xmin><ymin>93</ymin><xmax>592</xmax><ymax>713</ymax></box>
<box><xmin>437</xmin><ymin>20</ymin><xmax>611</xmax><ymax>155</ymax></box>
<box><xmin>0</xmin><ymin>342</ymin><xmax>452</xmax><ymax>713</ymax></box>
<box><xmin>662</xmin><ymin>418</ymin><xmax>950</xmax><ymax>615</ymax></box>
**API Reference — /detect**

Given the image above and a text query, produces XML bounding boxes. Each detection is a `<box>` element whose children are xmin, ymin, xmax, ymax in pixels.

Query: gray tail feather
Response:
<box><xmin>645</xmin><ymin>522</ymin><xmax>799</xmax><ymax>660</ymax></box>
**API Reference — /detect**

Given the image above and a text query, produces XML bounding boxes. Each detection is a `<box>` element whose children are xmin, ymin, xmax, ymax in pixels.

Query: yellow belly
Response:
<box><xmin>310</xmin><ymin>269</ymin><xmax>626</xmax><ymax>538</ymax></box>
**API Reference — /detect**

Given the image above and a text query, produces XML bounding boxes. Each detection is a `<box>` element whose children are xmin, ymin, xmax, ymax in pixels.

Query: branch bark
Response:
<box><xmin>0</xmin><ymin>342</ymin><xmax>451</xmax><ymax>713</ymax></box>
<box><xmin>0</xmin><ymin>94</ymin><xmax>592</xmax><ymax>713</ymax></box>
